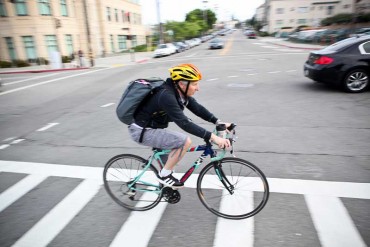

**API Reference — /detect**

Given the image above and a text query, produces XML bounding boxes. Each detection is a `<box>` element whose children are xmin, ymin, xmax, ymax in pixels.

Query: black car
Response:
<box><xmin>304</xmin><ymin>35</ymin><xmax>370</xmax><ymax>93</ymax></box>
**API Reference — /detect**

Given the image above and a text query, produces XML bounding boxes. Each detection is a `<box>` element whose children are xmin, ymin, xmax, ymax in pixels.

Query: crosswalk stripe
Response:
<box><xmin>214</xmin><ymin>190</ymin><xmax>254</xmax><ymax>247</ymax></box>
<box><xmin>12</xmin><ymin>179</ymin><xmax>101</xmax><ymax>247</ymax></box>
<box><xmin>0</xmin><ymin>174</ymin><xmax>47</xmax><ymax>212</ymax></box>
<box><xmin>305</xmin><ymin>195</ymin><xmax>367</xmax><ymax>247</ymax></box>
<box><xmin>1</xmin><ymin>160</ymin><xmax>370</xmax><ymax>199</ymax></box>
<box><xmin>110</xmin><ymin>192</ymin><xmax>167</xmax><ymax>247</ymax></box>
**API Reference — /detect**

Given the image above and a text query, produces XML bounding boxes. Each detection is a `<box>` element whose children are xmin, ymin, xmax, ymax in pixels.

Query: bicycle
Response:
<box><xmin>103</xmin><ymin>124</ymin><xmax>269</xmax><ymax>220</ymax></box>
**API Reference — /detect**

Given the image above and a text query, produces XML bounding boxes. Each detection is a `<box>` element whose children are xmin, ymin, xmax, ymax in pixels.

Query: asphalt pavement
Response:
<box><xmin>0</xmin><ymin>37</ymin><xmax>326</xmax><ymax>75</ymax></box>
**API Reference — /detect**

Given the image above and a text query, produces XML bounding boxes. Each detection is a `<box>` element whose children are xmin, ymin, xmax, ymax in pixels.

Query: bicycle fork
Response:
<box><xmin>214</xmin><ymin>162</ymin><xmax>235</xmax><ymax>195</ymax></box>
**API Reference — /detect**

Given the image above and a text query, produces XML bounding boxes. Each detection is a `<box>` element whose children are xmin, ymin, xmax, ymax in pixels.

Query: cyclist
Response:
<box><xmin>128</xmin><ymin>63</ymin><xmax>231</xmax><ymax>188</ymax></box>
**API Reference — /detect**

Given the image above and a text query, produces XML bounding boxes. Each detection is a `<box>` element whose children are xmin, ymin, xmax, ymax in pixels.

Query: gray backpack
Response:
<box><xmin>116</xmin><ymin>77</ymin><xmax>165</xmax><ymax>124</ymax></box>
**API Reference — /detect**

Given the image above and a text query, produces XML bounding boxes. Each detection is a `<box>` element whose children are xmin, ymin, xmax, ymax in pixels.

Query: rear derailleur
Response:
<box><xmin>162</xmin><ymin>187</ymin><xmax>181</xmax><ymax>204</ymax></box>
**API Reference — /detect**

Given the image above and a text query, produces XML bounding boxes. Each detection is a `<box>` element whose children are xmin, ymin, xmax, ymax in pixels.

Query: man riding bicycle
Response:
<box><xmin>128</xmin><ymin>63</ymin><xmax>231</xmax><ymax>188</ymax></box>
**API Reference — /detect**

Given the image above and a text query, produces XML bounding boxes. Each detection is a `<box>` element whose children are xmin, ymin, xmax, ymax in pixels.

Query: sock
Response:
<box><xmin>160</xmin><ymin>168</ymin><xmax>172</xmax><ymax>177</ymax></box>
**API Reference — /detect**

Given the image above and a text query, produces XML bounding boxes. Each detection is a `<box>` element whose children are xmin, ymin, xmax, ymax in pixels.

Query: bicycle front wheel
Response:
<box><xmin>103</xmin><ymin>154</ymin><xmax>163</xmax><ymax>211</ymax></box>
<box><xmin>197</xmin><ymin>157</ymin><xmax>269</xmax><ymax>220</ymax></box>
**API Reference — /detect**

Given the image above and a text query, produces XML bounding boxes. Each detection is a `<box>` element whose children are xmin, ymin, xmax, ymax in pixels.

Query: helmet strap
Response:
<box><xmin>175</xmin><ymin>80</ymin><xmax>190</xmax><ymax>102</ymax></box>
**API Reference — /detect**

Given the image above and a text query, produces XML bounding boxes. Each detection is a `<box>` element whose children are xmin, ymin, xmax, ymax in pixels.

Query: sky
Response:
<box><xmin>140</xmin><ymin>0</ymin><xmax>265</xmax><ymax>25</ymax></box>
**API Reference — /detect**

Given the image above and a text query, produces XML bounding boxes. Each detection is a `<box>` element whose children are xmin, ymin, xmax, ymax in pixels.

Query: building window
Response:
<box><xmin>39</xmin><ymin>0</ymin><xmax>52</xmax><ymax>16</ymax></box>
<box><xmin>298</xmin><ymin>19</ymin><xmax>306</xmax><ymax>24</ymax></box>
<box><xmin>5</xmin><ymin>37</ymin><xmax>17</xmax><ymax>60</ymax></box>
<box><xmin>297</xmin><ymin>7</ymin><xmax>309</xmax><ymax>13</ymax></box>
<box><xmin>115</xmin><ymin>8</ymin><xmax>118</xmax><ymax>21</ymax></box>
<box><xmin>276</xmin><ymin>8</ymin><xmax>284</xmax><ymax>14</ymax></box>
<box><xmin>45</xmin><ymin>35</ymin><xmax>58</xmax><ymax>54</ymax></box>
<box><xmin>276</xmin><ymin>20</ymin><xmax>283</xmax><ymax>25</ymax></box>
<box><xmin>126</xmin><ymin>12</ymin><xmax>131</xmax><ymax>23</ymax></box>
<box><xmin>61</xmin><ymin>0</ymin><xmax>68</xmax><ymax>16</ymax></box>
<box><xmin>327</xmin><ymin>6</ymin><xmax>334</xmax><ymax>15</ymax></box>
<box><xmin>131</xmin><ymin>35</ymin><xmax>137</xmax><ymax>47</ymax></box>
<box><xmin>0</xmin><ymin>0</ymin><xmax>7</xmax><ymax>17</ymax></box>
<box><xmin>15</xmin><ymin>0</ymin><xmax>28</xmax><ymax>16</ymax></box>
<box><xmin>343</xmin><ymin>4</ymin><xmax>351</xmax><ymax>9</ymax></box>
<box><xmin>22</xmin><ymin>36</ymin><xmax>37</xmax><ymax>61</ymax></box>
<box><xmin>65</xmin><ymin>34</ymin><xmax>73</xmax><ymax>56</ymax></box>
<box><xmin>110</xmin><ymin>35</ymin><xmax>115</xmax><ymax>52</ymax></box>
<box><xmin>106</xmin><ymin>7</ymin><xmax>111</xmax><ymax>21</ymax></box>
<box><xmin>118</xmin><ymin>35</ymin><xmax>126</xmax><ymax>50</ymax></box>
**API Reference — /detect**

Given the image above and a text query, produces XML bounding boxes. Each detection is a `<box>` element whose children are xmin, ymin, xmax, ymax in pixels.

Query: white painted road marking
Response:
<box><xmin>305</xmin><ymin>195</ymin><xmax>367</xmax><ymax>247</ymax></box>
<box><xmin>3</xmin><ymin>73</ymin><xmax>63</xmax><ymax>86</ymax></box>
<box><xmin>110</xmin><ymin>192</ymin><xmax>168</xmax><ymax>247</ymax></box>
<box><xmin>36</xmin><ymin>123</ymin><xmax>59</xmax><ymax>132</ymax></box>
<box><xmin>100</xmin><ymin>103</ymin><xmax>115</xmax><ymax>108</ymax></box>
<box><xmin>0</xmin><ymin>160</ymin><xmax>369</xmax><ymax>199</ymax></box>
<box><xmin>0</xmin><ymin>68</ymin><xmax>111</xmax><ymax>96</ymax></box>
<box><xmin>0</xmin><ymin>174</ymin><xmax>47</xmax><ymax>212</ymax></box>
<box><xmin>12</xmin><ymin>179</ymin><xmax>101</xmax><ymax>247</ymax></box>
<box><xmin>0</xmin><ymin>160</ymin><xmax>368</xmax><ymax>247</ymax></box>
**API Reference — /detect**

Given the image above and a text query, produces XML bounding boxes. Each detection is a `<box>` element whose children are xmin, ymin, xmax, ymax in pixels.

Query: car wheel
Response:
<box><xmin>343</xmin><ymin>69</ymin><xmax>369</xmax><ymax>93</ymax></box>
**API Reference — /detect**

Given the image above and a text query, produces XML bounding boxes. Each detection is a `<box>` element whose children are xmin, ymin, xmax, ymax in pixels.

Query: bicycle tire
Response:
<box><xmin>197</xmin><ymin>157</ymin><xmax>269</xmax><ymax>220</ymax></box>
<box><xmin>103</xmin><ymin>154</ymin><xmax>163</xmax><ymax>211</ymax></box>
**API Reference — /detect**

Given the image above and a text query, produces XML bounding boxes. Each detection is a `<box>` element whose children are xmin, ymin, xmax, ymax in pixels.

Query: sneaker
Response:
<box><xmin>157</xmin><ymin>172</ymin><xmax>184</xmax><ymax>188</ymax></box>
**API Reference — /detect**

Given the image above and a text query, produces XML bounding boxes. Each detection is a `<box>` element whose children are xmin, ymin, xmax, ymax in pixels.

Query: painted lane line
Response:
<box><xmin>37</xmin><ymin>123</ymin><xmax>59</xmax><ymax>132</ymax></box>
<box><xmin>0</xmin><ymin>174</ymin><xmax>47</xmax><ymax>213</ymax></box>
<box><xmin>305</xmin><ymin>195</ymin><xmax>367</xmax><ymax>247</ymax></box>
<box><xmin>100</xmin><ymin>103</ymin><xmax>115</xmax><ymax>108</ymax></box>
<box><xmin>207</xmin><ymin>78</ymin><xmax>219</xmax><ymax>81</ymax></box>
<box><xmin>0</xmin><ymin>67</ymin><xmax>111</xmax><ymax>96</ymax></box>
<box><xmin>268</xmin><ymin>71</ymin><xmax>281</xmax><ymax>74</ymax></box>
<box><xmin>286</xmin><ymin>70</ymin><xmax>297</xmax><ymax>73</ymax></box>
<box><xmin>0</xmin><ymin>144</ymin><xmax>10</xmax><ymax>150</ymax></box>
<box><xmin>214</xmin><ymin>190</ymin><xmax>254</xmax><ymax>247</ymax></box>
<box><xmin>3</xmin><ymin>137</ymin><xmax>16</xmax><ymax>142</ymax></box>
<box><xmin>1</xmin><ymin>160</ymin><xmax>370</xmax><ymax>199</ymax></box>
<box><xmin>3</xmin><ymin>72</ymin><xmax>63</xmax><ymax>86</ymax></box>
<box><xmin>248</xmin><ymin>74</ymin><xmax>257</xmax><ymax>76</ymax></box>
<box><xmin>110</xmin><ymin>192</ymin><xmax>167</xmax><ymax>247</ymax></box>
<box><xmin>12</xmin><ymin>179</ymin><xmax>101</xmax><ymax>247</ymax></box>
<box><xmin>10</xmin><ymin>139</ymin><xmax>25</xmax><ymax>144</ymax></box>
<box><xmin>228</xmin><ymin>75</ymin><xmax>239</xmax><ymax>78</ymax></box>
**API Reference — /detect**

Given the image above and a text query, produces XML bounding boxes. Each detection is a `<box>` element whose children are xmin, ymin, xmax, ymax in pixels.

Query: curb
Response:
<box><xmin>0</xmin><ymin>67</ymin><xmax>89</xmax><ymax>75</ymax></box>
<box><xmin>266</xmin><ymin>41</ymin><xmax>324</xmax><ymax>50</ymax></box>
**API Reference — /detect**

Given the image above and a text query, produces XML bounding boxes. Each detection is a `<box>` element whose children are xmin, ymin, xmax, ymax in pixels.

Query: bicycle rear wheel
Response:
<box><xmin>103</xmin><ymin>154</ymin><xmax>163</xmax><ymax>211</ymax></box>
<box><xmin>197</xmin><ymin>157</ymin><xmax>269</xmax><ymax>220</ymax></box>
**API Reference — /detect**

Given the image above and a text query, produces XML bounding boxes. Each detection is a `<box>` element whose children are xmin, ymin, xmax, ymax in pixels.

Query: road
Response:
<box><xmin>0</xmin><ymin>31</ymin><xmax>369</xmax><ymax>247</ymax></box>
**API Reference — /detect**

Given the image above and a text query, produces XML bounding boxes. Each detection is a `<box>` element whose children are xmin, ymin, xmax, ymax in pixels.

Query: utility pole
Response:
<box><xmin>156</xmin><ymin>0</ymin><xmax>164</xmax><ymax>44</ymax></box>
<box><xmin>83</xmin><ymin>0</ymin><xmax>94</xmax><ymax>67</ymax></box>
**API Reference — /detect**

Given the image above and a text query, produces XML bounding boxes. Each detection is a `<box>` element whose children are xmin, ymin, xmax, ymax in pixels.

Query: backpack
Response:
<box><xmin>116</xmin><ymin>77</ymin><xmax>165</xmax><ymax>125</ymax></box>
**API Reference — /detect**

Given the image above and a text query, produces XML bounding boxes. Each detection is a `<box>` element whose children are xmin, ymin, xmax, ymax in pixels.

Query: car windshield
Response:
<box><xmin>211</xmin><ymin>39</ymin><xmax>221</xmax><ymax>43</ymax></box>
<box><xmin>158</xmin><ymin>44</ymin><xmax>167</xmax><ymax>49</ymax></box>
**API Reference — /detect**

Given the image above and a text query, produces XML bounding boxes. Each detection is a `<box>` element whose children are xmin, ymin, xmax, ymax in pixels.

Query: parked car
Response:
<box><xmin>173</xmin><ymin>42</ymin><xmax>185</xmax><ymax>53</ymax></box>
<box><xmin>153</xmin><ymin>43</ymin><xmax>177</xmax><ymax>58</ymax></box>
<box><xmin>209</xmin><ymin>38</ymin><xmax>224</xmax><ymax>49</ymax></box>
<box><xmin>304</xmin><ymin>35</ymin><xmax>370</xmax><ymax>93</ymax></box>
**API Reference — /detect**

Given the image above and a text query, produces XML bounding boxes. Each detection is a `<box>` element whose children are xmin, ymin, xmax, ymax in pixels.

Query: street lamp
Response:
<box><xmin>203</xmin><ymin>1</ymin><xmax>208</xmax><ymax>35</ymax></box>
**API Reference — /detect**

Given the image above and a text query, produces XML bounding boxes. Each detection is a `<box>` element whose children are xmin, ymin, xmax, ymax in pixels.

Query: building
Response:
<box><xmin>259</xmin><ymin>0</ymin><xmax>370</xmax><ymax>34</ymax></box>
<box><xmin>0</xmin><ymin>0</ymin><xmax>146</xmax><ymax>64</ymax></box>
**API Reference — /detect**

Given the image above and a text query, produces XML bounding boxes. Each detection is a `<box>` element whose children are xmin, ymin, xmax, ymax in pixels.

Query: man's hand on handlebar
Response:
<box><xmin>210</xmin><ymin>133</ymin><xmax>231</xmax><ymax>149</ymax></box>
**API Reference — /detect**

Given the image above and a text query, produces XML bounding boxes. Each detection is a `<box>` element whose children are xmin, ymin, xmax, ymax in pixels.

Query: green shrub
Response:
<box><xmin>13</xmin><ymin>59</ymin><xmax>30</xmax><ymax>67</ymax></box>
<box><xmin>36</xmin><ymin>57</ymin><xmax>49</xmax><ymax>65</ymax></box>
<box><xmin>61</xmin><ymin>55</ymin><xmax>71</xmax><ymax>63</ymax></box>
<box><xmin>0</xmin><ymin>61</ymin><xmax>12</xmax><ymax>68</ymax></box>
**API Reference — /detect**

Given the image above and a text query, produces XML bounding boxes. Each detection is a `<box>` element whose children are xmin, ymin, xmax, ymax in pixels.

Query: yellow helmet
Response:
<box><xmin>169</xmin><ymin>63</ymin><xmax>202</xmax><ymax>81</ymax></box>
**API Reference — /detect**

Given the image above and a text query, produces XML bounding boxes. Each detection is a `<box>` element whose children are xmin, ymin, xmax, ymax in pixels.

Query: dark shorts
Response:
<box><xmin>128</xmin><ymin>124</ymin><xmax>187</xmax><ymax>150</ymax></box>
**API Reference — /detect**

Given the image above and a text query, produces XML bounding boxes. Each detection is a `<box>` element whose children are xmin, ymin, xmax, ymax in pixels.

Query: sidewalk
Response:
<box><xmin>0</xmin><ymin>38</ymin><xmax>326</xmax><ymax>74</ymax></box>
<box><xmin>0</xmin><ymin>51</ymin><xmax>153</xmax><ymax>75</ymax></box>
<box><xmin>259</xmin><ymin>37</ymin><xmax>327</xmax><ymax>50</ymax></box>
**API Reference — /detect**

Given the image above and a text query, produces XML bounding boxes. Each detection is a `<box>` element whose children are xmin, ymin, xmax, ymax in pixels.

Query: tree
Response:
<box><xmin>185</xmin><ymin>9</ymin><xmax>216</xmax><ymax>33</ymax></box>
